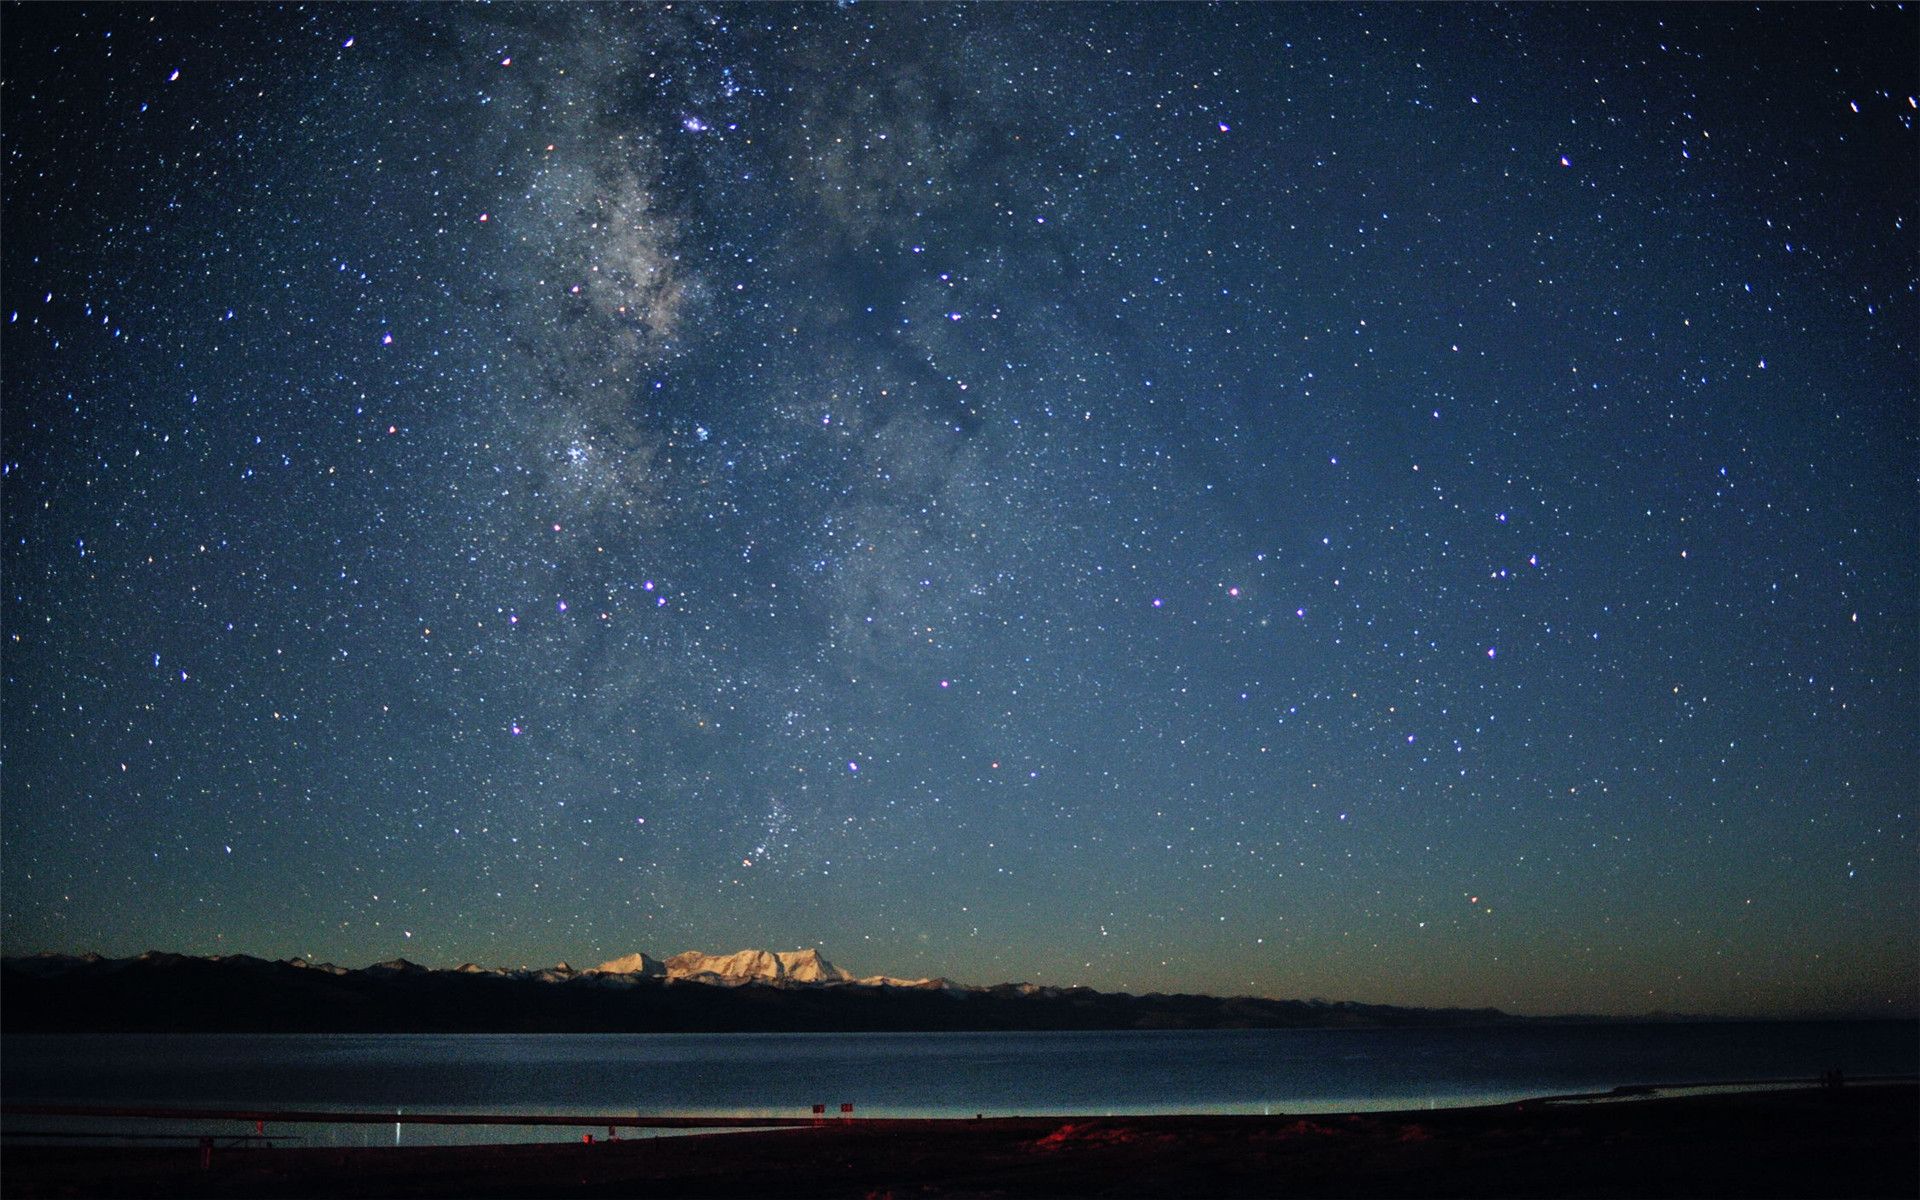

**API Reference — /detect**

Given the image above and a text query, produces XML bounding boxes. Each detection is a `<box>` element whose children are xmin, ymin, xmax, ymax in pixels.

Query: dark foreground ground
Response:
<box><xmin>4</xmin><ymin>1085</ymin><xmax>1915</xmax><ymax>1199</ymax></box>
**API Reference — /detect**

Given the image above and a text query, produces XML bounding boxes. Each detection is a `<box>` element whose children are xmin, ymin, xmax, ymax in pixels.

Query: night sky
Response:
<box><xmin>3</xmin><ymin>3</ymin><xmax>1914</xmax><ymax>1018</ymax></box>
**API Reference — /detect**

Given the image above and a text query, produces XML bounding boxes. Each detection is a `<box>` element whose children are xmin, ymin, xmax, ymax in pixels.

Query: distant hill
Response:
<box><xmin>0</xmin><ymin>949</ymin><xmax>1530</xmax><ymax>1033</ymax></box>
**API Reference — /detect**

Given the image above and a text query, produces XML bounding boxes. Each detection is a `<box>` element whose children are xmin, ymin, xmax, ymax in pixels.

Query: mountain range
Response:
<box><xmin>0</xmin><ymin>947</ymin><xmax>1537</xmax><ymax>1034</ymax></box>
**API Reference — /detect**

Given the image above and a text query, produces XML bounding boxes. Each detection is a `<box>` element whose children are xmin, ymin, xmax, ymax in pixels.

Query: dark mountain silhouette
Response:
<box><xmin>0</xmin><ymin>951</ymin><xmax>1530</xmax><ymax>1034</ymax></box>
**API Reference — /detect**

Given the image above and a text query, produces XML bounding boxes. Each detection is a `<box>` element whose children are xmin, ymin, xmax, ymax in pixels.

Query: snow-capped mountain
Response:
<box><xmin>590</xmin><ymin>951</ymin><xmax>667</xmax><ymax>978</ymax></box>
<box><xmin>855</xmin><ymin>975</ymin><xmax>957</xmax><ymax>990</ymax></box>
<box><xmin>288</xmin><ymin>957</ymin><xmax>349</xmax><ymax>976</ymax></box>
<box><xmin>587</xmin><ymin>947</ymin><xmax>857</xmax><ymax>985</ymax></box>
<box><xmin>668</xmin><ymin>948</ymin><xmax>855</xmax><ymax>985</ymax></box>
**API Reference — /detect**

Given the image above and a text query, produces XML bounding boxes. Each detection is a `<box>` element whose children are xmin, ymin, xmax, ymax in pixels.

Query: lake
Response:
<box><xmin>4</xmin><ymin>1022</ymin><xmax>1913</xmax><ymax>1146</ymax></box>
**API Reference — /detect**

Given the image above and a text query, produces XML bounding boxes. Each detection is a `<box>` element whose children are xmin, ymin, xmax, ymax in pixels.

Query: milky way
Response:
<box><xmin>3</xmin><ymin>4</ymin><xmax>1914</xmax><ymax>1016</ymax></box>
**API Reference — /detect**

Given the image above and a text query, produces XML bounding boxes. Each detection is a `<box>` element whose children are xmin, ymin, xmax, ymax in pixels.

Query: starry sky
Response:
<box><xmin>3</xmin><ymin>3</ymin><xmax>1914</xmax><ymax>1019</ymax></box>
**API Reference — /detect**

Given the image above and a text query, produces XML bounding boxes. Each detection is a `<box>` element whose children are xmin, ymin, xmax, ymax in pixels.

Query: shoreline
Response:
<box><xmin>6</xmin><ymin>1072</ymin><xmax>1914</xmax><ymax>1128</ymax></box>
<box><xmin>4</xmin><ymin>1083</ymin><xmax>1915</xmax><ymax>1198</ymax></box>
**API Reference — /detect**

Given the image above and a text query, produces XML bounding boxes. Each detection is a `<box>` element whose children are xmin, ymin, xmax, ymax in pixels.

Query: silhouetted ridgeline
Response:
<box><xmin>0</xmin><ymin>953</ymin><xmax>1526</xmax><ymax>1034</ymax></box>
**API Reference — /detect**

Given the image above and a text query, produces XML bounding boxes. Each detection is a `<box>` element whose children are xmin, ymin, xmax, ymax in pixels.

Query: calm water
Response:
<box><xmin>4</xmin><ymin>1023</ymin><xmax>1913</xmax><ymax>1146</ymax></box>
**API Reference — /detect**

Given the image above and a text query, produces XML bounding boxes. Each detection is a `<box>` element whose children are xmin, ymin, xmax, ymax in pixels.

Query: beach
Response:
<box><xmin>3</xmin><ymin>1083</ymin><xmax>1914</xmax><ymax>1198</ymax></box>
